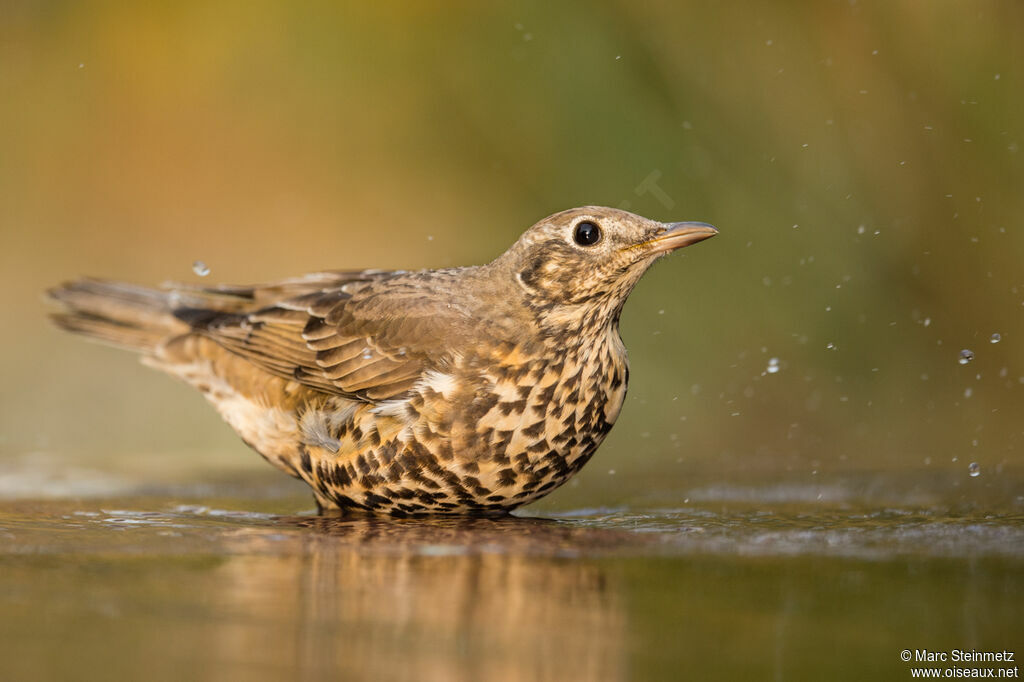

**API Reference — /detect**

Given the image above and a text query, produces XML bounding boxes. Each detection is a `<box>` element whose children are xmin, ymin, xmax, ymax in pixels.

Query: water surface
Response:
<box><xmin>1</xmin><ymin>476</ymin><xmax>1020</xmax><ymax>682</ymax></box>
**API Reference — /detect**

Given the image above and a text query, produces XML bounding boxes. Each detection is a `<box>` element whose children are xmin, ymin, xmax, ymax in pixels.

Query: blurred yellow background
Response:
<box><xmin>2</xmin><ymin>1</ymin><xmax>1022</xmax><ymax>507</ymax></box>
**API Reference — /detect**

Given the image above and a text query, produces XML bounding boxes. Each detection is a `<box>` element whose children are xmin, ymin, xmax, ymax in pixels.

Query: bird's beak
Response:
<box><xmin>643</xmin><ymin>221</ymin><xmax>719</xmax><ymax>255</ymax></box>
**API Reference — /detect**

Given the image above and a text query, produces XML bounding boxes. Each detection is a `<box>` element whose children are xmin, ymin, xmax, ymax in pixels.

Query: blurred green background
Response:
<box><xmin>2</xmin><ymin>0</ymin><xmax>1022</xmax><ymax>509</ymax></box>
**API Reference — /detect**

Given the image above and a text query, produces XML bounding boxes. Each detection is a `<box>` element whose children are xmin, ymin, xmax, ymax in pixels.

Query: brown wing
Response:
<box><xmin>178</xmin><ymin>269</ymin><xmax>479</xmax><ymax>402</ymax></box>
<box><xmin>164</xmin><ymin>270</ymin><xmax>393</xmax><ymax>312</ymax></box>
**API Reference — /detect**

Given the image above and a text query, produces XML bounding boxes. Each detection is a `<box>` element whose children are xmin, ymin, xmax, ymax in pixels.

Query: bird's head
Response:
<box><xmin>492</xmin><ymin>206</ymin><xmax>717</xmax><ymax>330</ymax></box>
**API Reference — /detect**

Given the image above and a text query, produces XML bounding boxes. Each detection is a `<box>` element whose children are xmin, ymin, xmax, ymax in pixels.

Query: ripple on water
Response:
<box><xmin>560</xmin><ymin>507</ymin><xmax>1024</xmax><ymax>560</ymax></box>
<box><xmin>0</xmin><ymin>495</ymin><xmax>1021</xmax><ymax>562</ymax></box>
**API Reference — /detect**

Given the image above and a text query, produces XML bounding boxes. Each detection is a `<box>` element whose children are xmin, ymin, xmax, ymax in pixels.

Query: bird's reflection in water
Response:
<box><xmin>211</xmin><ymin>515</ymin><xmax>634</xmax><ymax>681</ymax></box>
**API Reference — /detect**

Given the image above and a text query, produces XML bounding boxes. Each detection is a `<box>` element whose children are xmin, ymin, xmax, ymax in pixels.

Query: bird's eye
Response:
<box><xmin>573</xmin><ymin>221</ymin><xmax>602</xmax><ymax>246</ymax></box>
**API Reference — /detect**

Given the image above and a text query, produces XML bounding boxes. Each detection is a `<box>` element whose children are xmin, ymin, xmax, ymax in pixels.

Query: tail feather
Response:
<box><xmin>48</xmin><ymin>278</ymin><xmax>189</xmax><ymax>353</ymax></box>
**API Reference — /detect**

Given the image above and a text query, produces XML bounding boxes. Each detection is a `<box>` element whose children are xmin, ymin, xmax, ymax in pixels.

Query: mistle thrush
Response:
<box><xmin>50</xmin><ymin>207</ymin><xmax>717</xmax><ymax>515</ymax></box>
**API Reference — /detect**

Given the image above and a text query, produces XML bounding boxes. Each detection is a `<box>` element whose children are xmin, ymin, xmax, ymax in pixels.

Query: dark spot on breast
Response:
<box><xmin>330</xmin><ymin>492</ymin><xmax>363</xmax><ymax>509</ymax></box>
<box><xmin>334</xmin><ymin>465</ymin><xmax>352</xmax><ymax>487</ymax></box>
<box><xmin>436</xmin><ymin>441</ymin><xmax>456</xmax><ymax>462</ymax></box>
<box><xmin>497</xmin><ymin>401</ymin><xmax>519</xmax><ymax>416</ymax></box>
<box><xmin>536</xmin><ymin>384</ymin><xmax>557</xmax><ymax>404</ymax></box>
<box><xmin>392</xmin><ymin>487</ymin><xmax>416</xmax><ymax>500</ymax></box>
<box><xmin>360</xmin><ymin>474</ymin><xmax>385</xmax><ymax>488</ymax></box>
<box><xmin>522</xmin><ymin>420</ymin><xmax>546</xmax><ymax>438</ymax></box>
<box><xmin>466</xmin><ymin>392</ymin><xmax>500</xmax><ymax>423</ymax></box>
<box><xmin>527</xmin><ymin>439</ymin><xmax>550</xmax><ymax>453</ymax></box>
<box><xmin>362</xmin><ymin>493</ymin><xmax>391</xmax><ymax>509</ymax></box>
<box><xmin>414</xmin><ymin>490</ymin><xmax>439</xmax><ymax>504</ymax></box>
<box><xmin>544</xmin><ymin>451</ymin><xmax>570</xmax><ymax>476</ymax></box>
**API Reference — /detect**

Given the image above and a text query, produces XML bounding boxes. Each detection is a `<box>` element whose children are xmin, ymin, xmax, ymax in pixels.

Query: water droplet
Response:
<box><xmin>968</xmin><ymin>462</ymin><xmax>980</xmax><ymax>477</ymax></box>
<box><xmin>361</xmin><ymin>349</ymin><xmax>373</xmax><ymax>360</ymax></box>
<box><xmin>766</xmin><ymin>357</ymin><xmax>780</xmax><ymax>374</ymax></box>
<box><xmin>964</xmin><ymin>387</ymin><xmax>973</xmax><ymax>398</ymax></box>
<box><xmin>958</xmin><ymin>349</ymin><xmax>974</xmax><ymax>365</ymax></box>
<box><xmin>990</xmin><ymin>333</ymin><xmax>1001</xmax><ymax>344</ymax></box>
<box><xmin>192</xmin><ymin>261</ymin><xmax>210</xmax><ymax>277</ymax></box>
<box><xmin>826</xmin><ymin>342</ymin><xmax>836</xmax><ymax>350</ymax></box>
